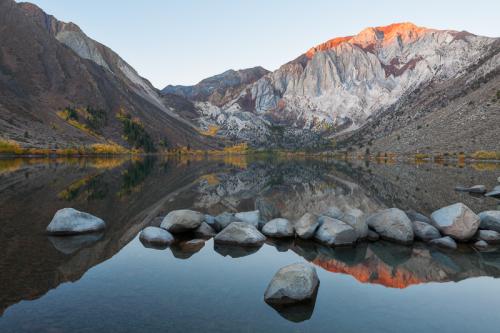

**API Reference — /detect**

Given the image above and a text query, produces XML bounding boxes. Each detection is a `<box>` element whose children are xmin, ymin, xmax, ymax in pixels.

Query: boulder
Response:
<box><xmin>406</xmin><ymin>210</ymin><xmax>432</xmax><ymax>224</ymax></box>
<box><xmin>235</xmin><ymin>210</ymin><xmax>260</xmax><ymax>228</ymax></box>
<box><xmin>46</xmin><ymin>208</ymin><xmax>106</xmax><ymax>235</ymax></box>
<box><xmin>314</xmin><ymin>217</ymin><xmax>357</xmax><ymax>246</ymax></box>
<box><xmin>214</xmin><ymin>212</ymin><xmax>239</xmax><ymax>231</ymax></box>
<box><xmin>341</xmin><ymin>209</ymin><xmax>368</xmax><ymax>239</ymax></box>
<box><xmin>474</xmin><ymin>240</ymin><xmax>489</xmax><ymax>250</ymax></box>
<box><xmin>454</xmin><ymin>185</ymin><xmax>487</xmax><ymax>194</ymax></box>
<box><xmin>264</xmin><ymin>263</ymin><xmax>319</xmax><ymax>305</ymax></box>
<box><xmin>367</xmin><ymin>230</ymin><xmax>380</xmax><ymax>242</ymax></box>
<box><xmin>485</xmin><ymin>186</ymin><xmax>500</xmax><ymax>198</ymax></box>
<box><xmin>478</xmin><ymin>211</ymin><xmax>500</xmax><ymax>232</ymax></box>
<box><xmin>160</xmin><ymin>209</ymin><xmax>204</xmax><ymax>233</ymax></box>
<box><xmin>139</xmin><ymin>226</ymin><xmax>174</xmax><ymax>246</ymax></box>
<box><xmin>366</xmin><ymin>208</ymin><xmax>414</xmax><ymax>244</ymax></box>
<box><xmin>214</xmin><ymin>222</ymin><xmax>266</xmax><ymax>246</ymax></box>
<box><xmin>255</xmin><ymin>198</ymin><xmax>280</xmax><ymax>222</ymax></box>
<box><xmin>430</xmin><ymin>203</ymin><xmax>480</xmax><ymax>241</ymax></box>
<box><xmin>429</xmin><ymin>236</ymin><xmax>457</xmax><ymax>250</ymax></box>
<box><xmin>262</xmin><ymin>218</ymin><xmax>294</xmax><ymax>238</ymax></box>
<box><xmin>412</xmin><ymin>221</ymin><xmax>441</xmax><ymax>242</ymax></box>
<box><xmin>204</xmin><ymin>214</ymin><xmax>216</xmax><ymax>228</ymax></box>
<box><xmin>194</xmin><ymin>222</ymin><xmax>216</xmax><ymax>238</ymax></box>
<box><xmin>477</xmin><ymin>230</ymin><xmax>500</xmax><ymax>244</ymax></box>
<box><xmin>294</xmin><ymin>213</ymin><xmax>319</xmax><ymax>239</ymax></box>
<box><xmin>322</xmin><ymin>206</ymin><xmax>344</xmax><ymax>220</ymax></box>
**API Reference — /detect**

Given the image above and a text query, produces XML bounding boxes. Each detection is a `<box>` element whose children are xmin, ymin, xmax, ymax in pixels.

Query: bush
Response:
<box><xmin>471</xmin><ymin>151</ymin><xmax>500</xmax><ymax>160</ymax></box>
<box><xmin>117</xmin><ymin>111</ymin><xmax>156</xmax><ymax>152</ymax></box>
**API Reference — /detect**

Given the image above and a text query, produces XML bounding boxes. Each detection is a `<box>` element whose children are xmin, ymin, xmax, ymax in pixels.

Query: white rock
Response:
<box><xmin>366</xmin><ymin>208</ymin><xmax>414</xmax><ymax>244</ymax></box>
<box><xmin>139</xmin><ymin>227</ymin><xmax>174</xmax><ymax>245</ymax></box>
<box><xmin>214</xmin><ymin>222</ymin><xmax>266</xmax><ymax>246</ymax></box>
<box><xmin>430</xmin><ymin>203</ymin><xmax>480</xmax><ymax>241</ymax></box>
<box><xmin>314</xmin><ymin>216</ymin><xmax>357</xmax><ymax>246</ymax></box>
<box><xmin>46</xmin><ymin>208</ymin><xmax>106</xmax><ymax>235</ymax></box>
<box><xmin>160</xmin><ymin>210</ymin><xmax>204</xmax><ymax>233</ymax></box>
<box><xmin>294</xmin><ymin>213</ymin><xmax>319</xmax><ymax>239</ymax></box>
<box><xmin>235</xmin><ymin>210</ymin><xmax>260</xmax><ymax>228</ymax></box>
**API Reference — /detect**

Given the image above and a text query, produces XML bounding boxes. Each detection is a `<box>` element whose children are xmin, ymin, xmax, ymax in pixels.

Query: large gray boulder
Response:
<box><xmin>406</xmin><ymin>210</ymin><xmax>432</xmax><ymax>224</ymax></box>
<box><xmin>341</xmin><ymin>209</ymin><xmax>368</xmax><ymax>239</ymax></box>
<box><xmin>314</xmin><ymin>217</ymin><xmax>357</xmax><ymax>246</ymax></box>
<box><xmin>214</xmin><ymin>212</ymin><xmax>239</xmax><ymax>231</ymax></box>
<box><xmin>366</xmin><ymin>208</ymin><xmax>414</xmax><ymax>244</ymax></box>
<box><xmin>139</xmin><ymin>227</ymin><xmax>174</xmax><ymax>246</ymax></box>
<box><xmin>430</xmin><ymin>203</ymin><xmax>480</xmax><ymax>241</ymax></box>
<box><xmin>294</xmin><ymin>213</ymin><xmax>319</xmax><ymax>239</ymax></box>
<box><xmin>264</xmin><ymin>263</ymin><xmax>319</xmax><ymax>305</ymax></box>
<box><xmin>477</xmin><ymin>230</ymin><xmax>500</xmax><ymax>244</ymax></box>
<box><xmin>160</xmin><ymin>209</ymin><xmax>204</xmax><ymax>233</ymax></box>
<box><xmin>478</xmin><ymin>211</ymin><xmax>500</xmax><ymax>232</ymax></box>
<box><xmin>214</xmin><ymin>222</ymin><xmax>266</xmax><ymax>246</ymax></box>
<box><xmin>235</xmin><ymin>210</ymin><xmax>260</xmax><ymax>228</ymax></box>
<box><xmin>262</xmin><ymin>218</ymin><xmax>294</xmax><ymax>238</ymax></box>
<box><xmin>46</xmin><ymin>208</ymin><xmax>106</xmax><ymax>235</ymax></box>
<box><xmin>322</xmin><ymin>206</ymin><xmax>344</xmax><ymax>220</ymax></box>
<box><xmin>194</xmin><ymin>222</ymin><xmax>216</xmax><ymax>238</ymax></box>
<box><xmin>412</xmin><ymin>221</ymin><xmax>441</xmax><ymax>242</ymax></box>
<box><xmin>429</xmin><ymin>236</ymin><xmax>457</xmax><ymax>250</ymax></box>
<box><xmin>255</xmin><ymin>198</ymin><xmax>280</xmax><ymax>222</ymax></box>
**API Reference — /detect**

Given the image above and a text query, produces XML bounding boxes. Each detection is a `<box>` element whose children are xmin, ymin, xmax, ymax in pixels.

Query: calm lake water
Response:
<box><xmin>1</xmin><ymin>156</ymin><xmax>500</xmax><ymax>332</ymax></box>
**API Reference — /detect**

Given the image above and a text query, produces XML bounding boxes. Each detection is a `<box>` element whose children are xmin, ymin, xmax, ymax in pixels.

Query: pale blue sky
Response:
<box><xmin>21</xmin><ymin>0</ymin><xmax>500</xmax><ymax>88</ymax></box>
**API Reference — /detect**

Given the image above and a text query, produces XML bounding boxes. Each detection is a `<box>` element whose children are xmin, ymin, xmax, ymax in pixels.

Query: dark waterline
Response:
<box><xmin>1</xmin><ymin>156</ymin><xmax>499</xmax><ymax>332</ymax></box>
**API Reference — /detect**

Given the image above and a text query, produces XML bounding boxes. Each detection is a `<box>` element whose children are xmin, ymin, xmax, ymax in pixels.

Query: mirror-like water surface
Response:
<box><xmin>1</xmin><ymin>156</ymin><xmax>499</xmax><ymax>332</ymax></box>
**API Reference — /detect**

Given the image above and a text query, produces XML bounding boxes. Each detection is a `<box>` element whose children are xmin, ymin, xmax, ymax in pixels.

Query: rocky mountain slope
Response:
<box><xmin>0</xmin><ymin>0</ymin><xmax>218</xmax><ymax>151</ymax></box>
<box><xmin>164</xmin><ymin>23</ymin><xmax>499</xmax><ymax>151</ymax></box>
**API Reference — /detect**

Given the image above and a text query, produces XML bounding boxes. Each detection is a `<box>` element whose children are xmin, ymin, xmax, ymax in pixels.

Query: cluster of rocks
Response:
<box><xmin>455</xmin><ymin>183</ymin><xmax>500</xmax><ymax>198</ymax></box>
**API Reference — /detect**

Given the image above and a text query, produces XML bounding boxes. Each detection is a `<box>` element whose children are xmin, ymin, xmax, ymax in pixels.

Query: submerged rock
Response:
<box><xmin>412</xmin><ymin>221</ymin><xmax>441</xmax><ymax>242</ymax></box>
<box><xmin>235</xmin><ymin>210</ymin><xmax>260</xmax><ymax>228</ymax></box>
<box><xmin>314</xmin><ymin>216</ymin><xmax>357</xmax><ymax>246</ymax></box>
<box><xmin>139</xmin><ymin>227</ymin><xmax>174</xmax><ymax>246</ymax></box>
<box><xmin>366</xmin><ymin>208</ymin><xmax>414</xmax><ymax>244</ymax></box>
<box><xmin>46</xmin><ymin>208</ymin><xmax>106</xmax><ymax>235</ymax></box>
<box><xmin>430</xmin><ymin>203</ymin><xmax>479</xmax><ymax>241</ymax></box>
<box><xmin>478</xmin><ymin>211</ymin><xmax>500</xmax><ymax>232</ymax></box>
<box><xmin>262</xmin><ymin>218</ymin><xmax>294</xmax><ymax>238</ymax></box>
<box><xmin>264</xmin><ymin>263</ymin><xmax>319</xmax><ymax>305</ymax></box>
<box><xmin>160</xmin><ymin>209</ymin><xmax>204</xmax><ymax>233</ymax></box>
<box><xmin>194</xmin><ymin>222</ymin><xmax>216</xmax><ymax>238</ymax></box>
<box><xmin>429</xmin><ymin>236</ymin><xmax>458</xmax><ymax>250</ymax></box>
<box><xmin>214</xmin><ymin>222</ymin><xmax>266</xmax><ymax>246</ymax></box>
<box><xmin>255</xmin><ymin>198</ymin><xmax>280</xmax><ymax>222</ymax></box>
<box><xmin>294</xmin><ymin>213</ymin><xmax>319</xmax><ymax>239</ymax></box>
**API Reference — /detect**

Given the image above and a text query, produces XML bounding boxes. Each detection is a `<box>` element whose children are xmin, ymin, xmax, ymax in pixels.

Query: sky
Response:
<box><xmin>21</xmin><ymin>0</ymin><xmax>500</xmax><ymax>88</ymax></box>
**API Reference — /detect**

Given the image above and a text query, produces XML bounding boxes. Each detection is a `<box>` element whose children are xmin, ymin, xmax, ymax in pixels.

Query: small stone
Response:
<box><xmin>474</xmin><ymin>240</ymin><xmax>489</xmax><ymax>250</ymax></box>
<box><xmin>262</xmin><ymin>218</ymin><xmax>294</xmax><ymax>238</ymax></box>
<box><xmin>139</xmin><ymin>226</ymin><xmax>174</xmax><ymax>246</ymax></box>
<box><xmin>412</xmin><ymin>221</ymin><xmax>441</xmax><ymax>242</ymax></box>
<box><xmin>294</xmin><ymin>213</ymin><xmax>319</xmax><ymax>239</ymax></box>
<box><xmin>235</xmin><ymin>210</ymin><xmax>260</xmax><ymax>228</ymax></box>
<box><xmin>477</xmin><ymin>230</ymin><xmax>500</xmax><ymax>244</ymax></box>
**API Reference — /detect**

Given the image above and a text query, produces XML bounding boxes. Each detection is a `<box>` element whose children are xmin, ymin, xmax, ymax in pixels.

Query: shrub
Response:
<box><xmin>0</xmin><ymin>139</ymin><xmax>22</xmax><ymax>154</ymax></box>
<box><xmin>117</xmin><ymin>111</ymin><xmax>156</xmax><ymax>152</ymax></box>
<box><xmin>471</xmin><ymin>151</ymin><xmax>500</xmax><ymax>160</ymax></box>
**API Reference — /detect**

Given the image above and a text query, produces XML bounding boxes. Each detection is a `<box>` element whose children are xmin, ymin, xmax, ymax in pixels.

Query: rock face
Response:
<box><xmin>194</xmin><ymin>222</ymin><xmax>216</xmax><ymax>238</ymax></box>
<box><xmin>295</xmin><ymin>213</ymin><xmax>319</xmax><ymax>239</ymax></box>
<box><xmin>234</xmin><ymin>211</ymin><xmax>260</xmax><ymax>228</ymax></box>
<box><xmin>139</xmin><ymin>227</ymin><xmax>174</xmax><ymax>246</ymax></box>
<box><xmin>412</xmin><ymin>221</ymin><xmax>441</xmax><ymax>242</ymax></box>
<box><xmin>214</xmin><ymin>222</ymin><xmax>266</xmax><ymax>246</ymax></box>
<box><xmin>264</xmin><ymin>263</ymin><xmax>319</xmax><ymax>305</ymax></box>
<box><xmin>430</xmin><ymin>203</ymin><xmax>480</xmax><ymax>241</ymax></box>
<box><xmin>430</xmin><ymin>236</ymin><xmax>458</xmax><ymax>250</ymax></box>
<box><xmin>46</xmin><ymin>208</ymin><xmax>106</xmax><ymax>235</ymax></box>
<box><xmin>160</xmin><ymin>210</ymin><xmax>204</xmax><ymax>233</ymax></box>
<box><xmin>478</xmin><ymin>211</ymin><xmax>500</xmax><ymax>232</ymax></box>
<box><xmin>262</xmin><ymin>218</ymin><xmax>294</xmax><ymax>238</ymax></box>
<box><xmin>477</xmin><ymin>230</ymin><xmax>500</xmax><ymax>244</ymax></box>
<box><xmin>314</xmin><ymin>217</ymin><xmax>357</xmax><ymax>246</ymax></box>
<box><xmin>366</xmin><ymin>208</ymin><xmax>414</xmax><ymax>244</ymax></box>
<box><xmin>341</xmin><ymin>209</ymin><xmax>368</xmax><ymax>239</ymax></box>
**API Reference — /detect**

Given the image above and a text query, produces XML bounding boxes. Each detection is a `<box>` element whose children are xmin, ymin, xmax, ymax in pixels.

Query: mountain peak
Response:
<box><xmin>306</xmin><ymin>22</ymin><xmax>429</xmax><ymax>58</ymax></box>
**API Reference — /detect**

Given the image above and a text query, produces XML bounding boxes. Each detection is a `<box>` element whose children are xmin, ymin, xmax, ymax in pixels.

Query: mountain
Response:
<box><xmin>0</xmin><ymin>0</ymin><xmax>218</xmax><ymax>151</ymax></box>
<box><xmin>164</xmin><ymin>23</ymin><xmax>499</xmax><ymax>151</ymax></box>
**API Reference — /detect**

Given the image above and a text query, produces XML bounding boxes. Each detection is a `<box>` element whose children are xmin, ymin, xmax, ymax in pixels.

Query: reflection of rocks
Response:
<box><xmin>170</xmin><ymin>239</ymin><xmax>205</xmax><ymax>259</ymax></box>
<box><xmin>48</xmin><ymin>233</ymin><xmax>103</xmax><ymax>255</ymax></box>
<box><xmin>214</xmin><ymin>243</ymin><xmax>262</xmax><ymax>258</ymax></box>
<box><xmin>266</xmin><ymin>291</ymin><xmax>318</xmax><ymax>323</ymax></box>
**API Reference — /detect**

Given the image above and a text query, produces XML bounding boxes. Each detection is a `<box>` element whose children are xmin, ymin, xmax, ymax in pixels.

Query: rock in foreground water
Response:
<box><xmin>430</xmin><ymin>203</ymin><xmax>479</xmax><ymax>241</ymax></box>
<box><xmin>262</xmin><ymin>218</ymin><xmax>294</xmax><ymax>238</ymax></box>
<box><xmin>366</xmin><ymin>208</ymin><xmax>414</xmax><ymax>244</ymax></box>
<box><xmin>46</xmin><ymin>208</ymin><xmax>106</xmax><ymax>235</ymax></box>
<box><xmin>413</xmin><ymin>221</ymin><xmax>441</xmax><ymax>242</ymax></box>
<box><xmin>139</xmin><ymin>227</ymin><xmax>174</xmax><ymax>246</ymax></box>
<box><xmin>160</xmin><ymin>210</ymin><xmax>204</xmax><ymax>233</ymax></box>
<box><xmin>264</xmin><ymin>263</ymin><xmax>319</xmax><ymax>305</ymax></box>
<box><xmin>314</xmin><ymin>217</ymin><xmax>357</xmax><ymax>246</ymax></box>
<box><xmin>478</xmin><ymin>211</ymin><xmax>500</xmax><ymax>232</ymax></box>
<box><xmin>214</xmin><ymin>222</ymin><xmax>266</xmax><ymax>246</ymax></box>
<box><xmin>295</xmin><ymin>213</ymin><xmax>319</xmax><ymax>239</ymax></box>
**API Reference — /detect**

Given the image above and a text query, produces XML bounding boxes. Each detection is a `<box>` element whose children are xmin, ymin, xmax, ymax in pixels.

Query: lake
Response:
<box><xmin>1</xmin><ymin>156</ymin><xmax>500</xmax><ymax>332</ymax></box>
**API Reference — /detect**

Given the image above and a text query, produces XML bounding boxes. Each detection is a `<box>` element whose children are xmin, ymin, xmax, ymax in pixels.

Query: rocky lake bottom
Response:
<box><xmin>1</xmin><ymin>155</ymin><xmax>500</xmax><ymax>332</ymax></box>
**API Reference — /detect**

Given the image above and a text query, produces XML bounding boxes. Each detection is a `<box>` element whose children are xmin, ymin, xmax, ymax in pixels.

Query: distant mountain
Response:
<box><xmin>0</xmin><ymin>0</ymin><xmax>218</xmax><ymax>151</ymax></box>
<box><xmin>164</xmin><ymin>22</ymin><xmax>499</xmax><ymax>151</ymax></box>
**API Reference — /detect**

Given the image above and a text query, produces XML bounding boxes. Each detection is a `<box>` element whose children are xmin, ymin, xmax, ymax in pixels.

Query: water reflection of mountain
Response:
<box><xmin>0</xmin><ymin>157</ymin><xmax>499</xmax><ymax>314</ymax></box>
